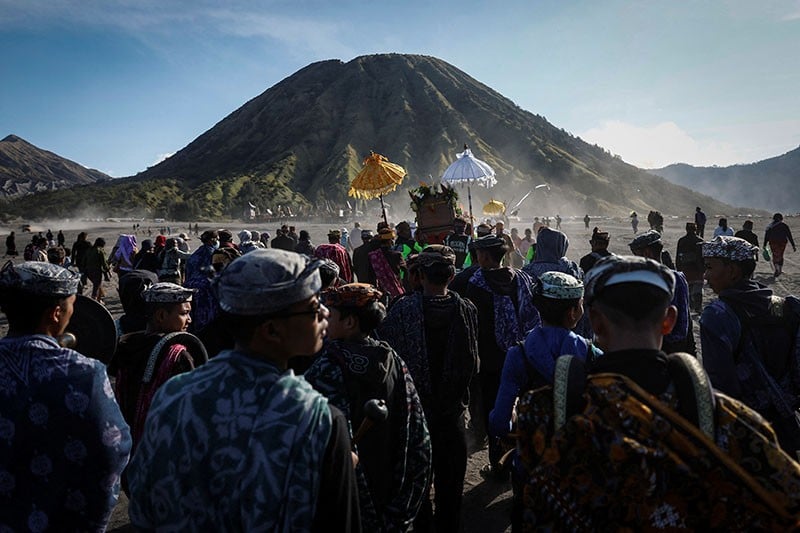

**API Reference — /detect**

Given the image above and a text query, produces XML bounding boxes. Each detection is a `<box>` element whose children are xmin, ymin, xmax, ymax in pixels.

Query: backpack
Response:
<box><xmin>516</xmin><ymin>353</ymin><xmax>800</xmax><ymax>530</ymax></box>
<box><xmin>23</xmin><ymin>243</ymin><xmax>35</xmax><ymax>261</ymax></box>
<box><xmin>722</xmin><ymin>295</ymin><xmax>800</xmax><ymax>452</ymax></box>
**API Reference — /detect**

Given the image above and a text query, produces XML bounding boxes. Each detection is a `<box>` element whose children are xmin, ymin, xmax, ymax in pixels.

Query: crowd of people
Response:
<box><xmin>0</xmin><ymin>207</ymin><xmax>799</xmax><ymax>531</ymax></box>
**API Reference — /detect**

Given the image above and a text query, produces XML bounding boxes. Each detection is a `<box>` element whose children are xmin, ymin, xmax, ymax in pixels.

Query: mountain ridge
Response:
<box><xmin>0</xmin><ymin>134</ymin><xmax>110</xmax><ymax>199</ymax></box>
<box><xmin>648</xmin><ymin>146</ymin><xmax>800</xmax><ymax>213</ymax></box>
<box><xmin>2</xmin><ymin>54</ymin><xmax>745</xmax><ymax>220</ymax></box>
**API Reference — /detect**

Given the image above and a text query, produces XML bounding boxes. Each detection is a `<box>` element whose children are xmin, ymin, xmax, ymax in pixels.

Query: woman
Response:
<box><xmin>83</xmin><ymin>237</ymin><xmax>110</xmax><ymax>302</ymax></box>
<box><xmin>111</xmin><ymin>234</ymin><xmax>138</xmax><ymax>275</ymax></box>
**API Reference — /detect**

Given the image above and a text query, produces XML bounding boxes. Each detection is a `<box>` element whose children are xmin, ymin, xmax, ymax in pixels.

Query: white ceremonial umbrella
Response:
<box><xmin>440</xmin><ymin>144</ymin><xmax>497</xmax><ymax>222</ymax></box>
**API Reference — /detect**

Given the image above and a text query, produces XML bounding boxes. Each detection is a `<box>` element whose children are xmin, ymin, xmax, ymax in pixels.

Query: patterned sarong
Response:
<box><xmin>369</xmin><ymin>248</ymin><xmax>404</xmax><ymax>297</ymax></box>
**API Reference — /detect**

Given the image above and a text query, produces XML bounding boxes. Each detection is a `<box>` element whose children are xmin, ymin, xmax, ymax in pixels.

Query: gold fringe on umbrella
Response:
<box><xmin>348</xmin><ymin>152</ymin><xmax>407</xmax><ymax>200</ymax></box>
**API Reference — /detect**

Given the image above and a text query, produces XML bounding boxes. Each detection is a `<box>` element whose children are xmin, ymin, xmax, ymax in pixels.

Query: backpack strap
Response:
<box><xmin>142</xmin><ymin>331</ymin><xmax>209</xmax><ymax>383</ymax></box>
<box><xmin>665</xmin><ymin>352</ymin><xmax>716</xmax><ymax>440</ymax></box>
<box><xmin>553</xmin><ymin>355</ymin><xmax>587</xmax><ymax>430</ymax></box>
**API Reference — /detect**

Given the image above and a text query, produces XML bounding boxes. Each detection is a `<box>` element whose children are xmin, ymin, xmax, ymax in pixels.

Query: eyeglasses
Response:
<box><xmin>273</xmin><ymin>302</ymin><xmax>328</xmax><ymax>321</ymax></box>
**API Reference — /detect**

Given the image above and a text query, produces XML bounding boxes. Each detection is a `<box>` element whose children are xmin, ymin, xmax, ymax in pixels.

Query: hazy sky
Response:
<box><xmin>2</xmin><ymin>0</ymin><xmax>799</xmax><ymax>177</ymax></box>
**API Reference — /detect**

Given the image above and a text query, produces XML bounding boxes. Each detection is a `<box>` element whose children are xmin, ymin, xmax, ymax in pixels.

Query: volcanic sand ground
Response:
<box><xmin>1</xmin><ymin>215</ymin><xmax>798</xmax><ymax>531</ymax></box>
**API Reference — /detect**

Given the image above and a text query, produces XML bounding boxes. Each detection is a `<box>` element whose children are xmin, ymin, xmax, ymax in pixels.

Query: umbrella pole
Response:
<box><xmin>379</xmin><ymin>194</ymin><xmax>388</xmax><ymax>226</ymax></box>
<box><xmin>468</xmin><ymin>186</ymin><xmax>474</xmax><ymax>227</ymax></box>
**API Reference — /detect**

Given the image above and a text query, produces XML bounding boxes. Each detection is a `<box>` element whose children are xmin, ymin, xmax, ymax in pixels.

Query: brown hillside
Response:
<box><xmin>0</xmin><ymin>134</ymin><xmax>110</xmax><ymax>198</ymax></box>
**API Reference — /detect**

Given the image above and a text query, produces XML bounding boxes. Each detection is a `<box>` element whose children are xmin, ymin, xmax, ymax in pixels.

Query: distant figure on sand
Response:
<box><xmin>764</xmin><ymin>213</ymin><xmax>796</xmax><ymax>277</ymax></box>
<box><xmin>583</xmin><ymin>214</ymin><xmax>590</xmax><ymax>229</ymax></box>
<box><xmin>734</xmin><ymin>220</ymin><xmax>760</xmax><ymax>249</ymax></box>
<box><xmin>676</xmin><ymin>222</ymin><xmax>704</xmax><ymax>313</ymax></box>
<box><xmin>713</xmin><ymin>217</ymin><xmax>734</xmax><ymax>238</ymax></box>
<box><xmin>5</xmin><ymin>231</ymin><xmax>17</xmax><ymax>256</ymax></box>
<box><xmin>695</xmin><ymin>206</ymin><xmax>707</xmax><ymax>238</ymax></box>
<box><xmin>630</xmin><ymin>212</ymin><xmax>639</xmax><ymax>234</ymax></box>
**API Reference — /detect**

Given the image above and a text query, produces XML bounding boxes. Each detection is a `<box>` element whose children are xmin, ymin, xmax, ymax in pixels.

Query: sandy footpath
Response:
<box><xmin>1</xmin><ymin>215</ymin><xmax>797</xmax><ymax>532</ymax></box>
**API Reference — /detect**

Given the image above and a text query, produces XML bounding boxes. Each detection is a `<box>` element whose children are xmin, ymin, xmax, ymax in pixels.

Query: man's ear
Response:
<box><xmin>661</xmin><ymin>305</ymin><xmax>678</xmax><ymax>336</ymax></box>
<box><xmin>45</xmin><ymin>303</ymin><xmax>62</xmax><ymax>327</ymax></box>
<box><xmin>261</xmin><ymin>319</ymin><xmax>283</xmax><ymax>342</ymax></box>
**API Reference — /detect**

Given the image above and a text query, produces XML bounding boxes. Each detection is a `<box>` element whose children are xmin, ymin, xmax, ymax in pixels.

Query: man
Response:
<box><xmin>629</xmin><ymin>230</ymin><xmax>692</xmax><ymax>354</ymax></box>
<box><xmin>516</xmin><ymin>255</ymin><xmax>800</xmax><ymax>530</ymax></box>
<box><xmin>579</xmin><ymin>227</ymin><xmax>612</xmax><ymax>274</ymax></box>
<box><xmin>295</xmin><ymin>229</ymin><xmax>316</xmax><ymax>256</ymax></box>
<box><xmin>218</xmin><ymin>229</ymin><xmax>237</xmax><ymax>252</ymax></box>
<box><xmin>533</xmin><ymin>217</ymin><xmax>544</xmax><ymax>236</ymax></box>
<box><xmin>676</xmin><ymin>222</ymin><xmax>705</xmax><ymax>313</ymax></box>
<box><xmin>128</xmin><ymin>250</ymin><xmax>360</xmax><ymax>531</ymax></box>
<box><xmin>517</xmin><ymin>228</ymin><xmax>534</xmax><ymax>263</ymax></box>
<box><xmin>764</xmin><ymin>212</ymin><xmax>796</xmax><ymax>277</ymax></box>
<box><xmin>5</xmin><ymin>230</ymin><xmax>17</xmax><ymax>256</ymax></box>
<box><xmin>700</xmin><ymin>235</ymin><xmax>800</xmax><ymax>453</ymax></box>
<box><xmin>443</xmin><ymin>216</ymin><xmax>471</xmax><ymax>270</ymax></box>
<box><xmin>380</xmin><ymin>246</ymin><xmax>478</xmax><ymax>531</ymax></box>
<box><xmin>735</xmin><ymin>219</ymin><xmax>760</xmax><ymax>248</ymax></box>
<box><xmin>0</xmin><ymin>261</ymin><xmax>131</xmax><ymax>530</ymax></box>
<box><xmin>695</xmin><ymin>206</ymin><xmax>707</xmax><ymax>238</ymax></box>
<box><xmin>352</xmin><ymin>229</ymin><xmax>374</xmax><ymax>282</ymax></box>
<box><xmin>583</xmin><ymin>214</ymin><xmax>590</xmax><ymax>229</ymax></box>
<box><xmin>495</xmin><ymin>221</ymin><xmax>519</xmax><ymax>267</ymax></box>
<box><xmin>314</xmin><ymin>229</ymin><xmax>354</xmax><ymax>283</ymax></box>
<box><xmin>465</xmin><ymin>235</ymin><xmax>539</xmax><ymax>475</ymax></box>
<box><xmin>113</xmin><ymin>282</ymin><xmax>206</xmax><ymax>452</ymax></box>
<box><xmin>394</xmin><ymin>221</ymin><xmax>422</xmax><ymax>260</ymax></box>
<box><xmin>287</xmin><ymin>225</ymin><xmax>299</xmax><ymax>246</ymax></box>
<box><xmin>270</xmin><ymin>226</ymin><xmax>296</xmax><ymax>251</ymax></box>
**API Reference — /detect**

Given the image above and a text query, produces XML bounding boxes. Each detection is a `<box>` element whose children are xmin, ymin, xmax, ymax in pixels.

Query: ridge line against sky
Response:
<box><xmin>1</xmin><ymin>0</ymin><xmax>799</xmax><ymax>177</ymax></box>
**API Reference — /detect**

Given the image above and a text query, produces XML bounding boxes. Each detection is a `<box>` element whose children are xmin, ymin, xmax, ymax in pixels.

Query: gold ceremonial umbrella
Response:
<box><xmin>482</xmin><ymin>199</ymin><xmax>506</xmax><ymax>216</ymax></box>
<box><xmin>349</xmin><ymin>151</ymin><xmax>407</xmax><ymax>225</ymax></box>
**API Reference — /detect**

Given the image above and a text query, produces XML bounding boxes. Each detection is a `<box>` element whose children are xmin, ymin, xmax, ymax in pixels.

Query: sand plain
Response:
<box><xmin>1</xmin><ymin>214</ymin><xmax>797</xmax><ymax>531</ymax></box>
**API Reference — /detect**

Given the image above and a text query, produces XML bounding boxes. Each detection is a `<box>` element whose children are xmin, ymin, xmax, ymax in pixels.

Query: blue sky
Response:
<box><xmin>1</xmin><ymin>0</ymin><xmax>799</xmax><ymax>177</ymax></box>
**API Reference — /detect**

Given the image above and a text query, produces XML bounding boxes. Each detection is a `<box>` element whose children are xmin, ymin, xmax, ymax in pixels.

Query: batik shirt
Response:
<box><xmin>0</xmin><ymin>334</ymin><xmax>131</xmax><ymax>532</ymax></box>
<box><xmin>128</xmin><ymin>350</ymin><xmax>333</xmax><ymax>532</ymax></box>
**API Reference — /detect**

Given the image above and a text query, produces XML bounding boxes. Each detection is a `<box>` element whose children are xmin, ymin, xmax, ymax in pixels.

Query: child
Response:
<box><xmin>489</xmin><ymin>271</ymin><xmax>595</xmax><ymax>437</ymax></box>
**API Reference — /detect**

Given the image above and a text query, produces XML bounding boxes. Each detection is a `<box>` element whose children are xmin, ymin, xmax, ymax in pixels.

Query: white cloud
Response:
<box><xmin>579</xmin><ymin>120</ymin><xmax>745</xmax><ymax>169</ymax></box>
<box><xmin>781</xmin><ymin>0</ymin><xmax>800</xmax><ymax>20</ymax></box>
